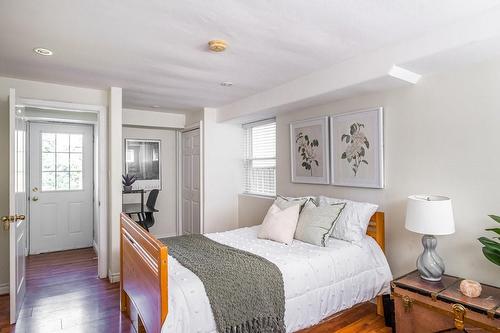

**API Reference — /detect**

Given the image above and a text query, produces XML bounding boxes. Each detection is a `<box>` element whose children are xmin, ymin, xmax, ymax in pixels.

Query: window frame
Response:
<box><xmin>242</xmin><ymin>118</ymin><xmax>276</xmax><ymax>197</ymax></box>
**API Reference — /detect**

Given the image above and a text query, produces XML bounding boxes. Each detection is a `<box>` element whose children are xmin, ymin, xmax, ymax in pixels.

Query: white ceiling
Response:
<box><xmin>0</xmin><ymin>0</ymin><xmax>499</xmax><ymax>113</ymax></box>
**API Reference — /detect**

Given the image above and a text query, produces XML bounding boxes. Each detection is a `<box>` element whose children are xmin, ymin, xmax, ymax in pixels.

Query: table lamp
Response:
<box><xmin>405</xmin><ymin>195</ymin><xmax>455</xmax><ymax>282</ymax></box>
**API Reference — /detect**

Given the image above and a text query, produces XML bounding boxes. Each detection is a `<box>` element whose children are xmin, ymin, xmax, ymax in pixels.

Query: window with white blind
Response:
<box><xmin>243</xmin><ymin>119</ymin><xmax>276</xmax><ymax>196</ymax></box>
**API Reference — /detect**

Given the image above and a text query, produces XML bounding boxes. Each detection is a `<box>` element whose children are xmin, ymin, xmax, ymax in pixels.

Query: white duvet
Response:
<box><xmin>162</xmin><ymin>226</ymin><xmax>392</xmax><ymax>333</ymax></box>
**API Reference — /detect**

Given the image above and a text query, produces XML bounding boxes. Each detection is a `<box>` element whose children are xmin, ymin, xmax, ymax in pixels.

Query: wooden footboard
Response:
<box><xmin>120</xmin><ymin>213</ymin><xmax>168</xmax><ymax>333</ymax></box>
<box><xmin>367</xmin><ymin>212</ymin><xmax>386</xmax><ymax>317</ymax></box>
<box><xmin>120</xmin><ymin>211</ymin><xmax>386</xmax><ymax>333</ymax></box>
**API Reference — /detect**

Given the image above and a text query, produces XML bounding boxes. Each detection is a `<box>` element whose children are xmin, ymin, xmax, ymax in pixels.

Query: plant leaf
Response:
<box><xmin>478</xmin><ymin>236</ymin><xmax>500</xmax><ymax>249</ymax></box>
<box><xmin>314</xmin><ymin>160</ymin><xmax>319</xmax><ymax>166</ymax></box>
<box><xmin>362</xmin><ymin>160</ymin><xmax>368</xmax><ymax>164</ymax></box>
<box><xmin>488</xmin><ymin>215</ymin><xmax>500</xmax><ymax>224</ymax></box>
<box><xmin>486</xmin><ymin>228</ymin><xmax>500</xmax><ymax>236</ymax></box>
<box><xmin>482</xmin><ymin>246</ymin><xmax>500</xmax><ymax>266</ymax></box>
<box><xmin>350</xmin><ymin>124</ymin><xmax>357</xmax><ymax>135</ymax></box>
<box><xmin>341</xmin><ymin>152</ymin><xmax>347</xmax><ymax>159</ymax></box>
<box><xmin>364</xmin><ymin>138</ymin><xmax>370</xmax><ymax>149</ymax></box>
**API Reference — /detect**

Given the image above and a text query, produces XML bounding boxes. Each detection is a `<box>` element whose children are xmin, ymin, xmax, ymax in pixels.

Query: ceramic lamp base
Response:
<box><xmin>417</xmin><ymin>234</ymin><xmax>445</xmax><ymax>282</ymax></box>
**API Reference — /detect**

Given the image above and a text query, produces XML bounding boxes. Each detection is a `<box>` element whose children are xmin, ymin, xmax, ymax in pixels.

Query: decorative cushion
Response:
<box><xmin>294</xmin><ymin>200</ymin><xmax>346</xmax><ymax>247</ymax></box>
<box><xmin>274</xmin><ymin>195</ymin><xmax>311</xmax><ymax>211</ymax></box>
<box><xmin>258</xmin><ymin>203</ymin><xmax>301</xmax><ymax>245</ymax></box>
<box><xmin>318</xmin><ymin>196</ymin><xmax>378</xmax><ymax>243</ymax></box>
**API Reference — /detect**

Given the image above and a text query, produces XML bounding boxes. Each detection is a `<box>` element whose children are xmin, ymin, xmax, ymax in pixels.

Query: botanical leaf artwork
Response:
<box><xmin>295</xmin><ymin>132</ymin><xmax>319</xmax><ymax>176</ymax></box>
<box><xmin>340</xmin><ymin>123</ymin><xmax>369</xmax><ymax>176</ymax></box>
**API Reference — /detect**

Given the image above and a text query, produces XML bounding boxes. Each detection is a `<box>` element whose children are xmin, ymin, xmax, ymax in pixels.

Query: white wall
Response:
<box><xmin>122</xmin><ymin>126</ymin><xmax>178</xmax><ymax>238</ymax></box>
<box><xmin>107</xmin><ymin>87</ymin><xmax>122</xmax><ymax>281</ymax></box>
<box><xmin>238</xmin><ymin>58</ymin><xmax>500</xmax><ymax>286</ymax></box>
<box><xmin>202</xmin><ymin>108</ymin><xmax>242</xmax><ymax>233</ymax></box>
<box><xmin>123</xmin><ymin>108</ymin><xmax>185</xmax><ymax>129</ymax></box>
<box><xmin>0</xmin><ymin>76</ymin><xmax>108</xmax><ymax>292</ymax></box>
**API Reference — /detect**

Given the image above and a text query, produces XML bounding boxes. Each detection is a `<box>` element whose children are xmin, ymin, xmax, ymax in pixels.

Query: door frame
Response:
<box><xmin>17</xmin><ymin>98</ymin><xmax>108</xmax><ymax>279</ymax></box>
<box><xmin>177</xmin><ymin>122</ymin><xmax>204</xmax><ymax>236</ymax></box>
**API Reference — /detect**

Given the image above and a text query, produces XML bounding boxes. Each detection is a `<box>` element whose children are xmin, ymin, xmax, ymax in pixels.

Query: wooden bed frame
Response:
<box><xmin>120</xmin><ymin>211</ymin><xmax>386</xmax><ymax>333</ymax></box>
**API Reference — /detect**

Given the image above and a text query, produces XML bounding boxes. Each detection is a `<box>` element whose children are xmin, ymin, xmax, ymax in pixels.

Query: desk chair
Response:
<box><xmin>138</xmin><ymin>189</ymin><xmax>159</xmax><ymax>231</ymax></box>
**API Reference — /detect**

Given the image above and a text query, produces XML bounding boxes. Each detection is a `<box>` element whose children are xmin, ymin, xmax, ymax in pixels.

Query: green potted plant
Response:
<box><xmin>478</xmin><ymin>215</ymin><xmax>500</xmax><ymax>266</ymax></box>
<box><xmin>122</xmin><ymin>174</ymin><xmax>137</xmax><ymax>192</ymax></box>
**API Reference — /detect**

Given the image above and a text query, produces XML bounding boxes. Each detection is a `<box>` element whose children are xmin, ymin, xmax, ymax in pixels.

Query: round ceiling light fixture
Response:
<box><xmin>208</xmin><ymin>39</ymin><xmax>228</xmax><ymax>52</ymax></box>
<box><xmin>151</xmin><ymin>105</ymin><xmax>160</xmax><ymax>108</ymax></box>
<box><xmin>220</xmin><ymin>81</ymin><xmax>233</xmax><ymax>87</ymax></box>
<box><xmin>33</xmin><ymin>47</ymin><xmax>54</xmax><ymax>56</ymax></box>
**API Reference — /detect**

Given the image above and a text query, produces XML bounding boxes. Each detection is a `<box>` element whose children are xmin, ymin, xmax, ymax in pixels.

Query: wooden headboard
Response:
<box><xmin>367</xmin><ymin>211</ymin><xmax>385</xmax><ymax>252</ymax></box>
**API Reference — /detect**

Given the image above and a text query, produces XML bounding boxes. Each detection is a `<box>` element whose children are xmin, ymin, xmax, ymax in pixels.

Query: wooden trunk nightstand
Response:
<box><xmin>392</xmin><ymin>271</ymin><xmax>499</xmax><ymax>332</ymax></box>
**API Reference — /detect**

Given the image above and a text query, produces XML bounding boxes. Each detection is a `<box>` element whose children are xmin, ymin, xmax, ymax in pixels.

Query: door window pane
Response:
<box><xmin>42</xmin><ymin>133</ymin><xmax>56</xmax><ymax>152</ymax></box>
<box><xmin>42</xmin><ymin>153</ymin><xmax>55</xmax><ymax>171</ymax></box>
<box><xmin>70</xmin><ymin>153</ymin><xmax>82</xmax><ymax>171</ymax></box>
<box><xmin>56</xmin><ymin>172</ymin><xmax>70</xmax><ymax>191</ymax></box>
<box><xmin>56</xmin><ymin>133</ymin><xmax>69</xmax><ymax>152</ymax></box>
<box><xmin>42</xmin><ymin>172</ymin><xmax>56</xmax><ymax>191</ymax></box>
<box><xmin>41</xmin><ymin>132</ymin><xmax>84</xmax><ymax>191</ymax></box>
<box><xmin>70</xmin><ymin>134</ymin><xmax>83</xmax><ymax>152</ymax></box>
<box><xmin>56</xmin><ymin>153</ymin><xmax>70</xmax><ymax>172</ymax></box>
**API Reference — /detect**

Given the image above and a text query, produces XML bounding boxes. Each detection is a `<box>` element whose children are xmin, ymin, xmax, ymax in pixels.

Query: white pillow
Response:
<box><xmin>258</xmin><ymin>203</ymin><xmax>300</xmax><ymax>244</ymax></box>
<box><xmin>318</xmin><ymin>196</ymin><xmax>378</xmax><ymax>243</ymax></box>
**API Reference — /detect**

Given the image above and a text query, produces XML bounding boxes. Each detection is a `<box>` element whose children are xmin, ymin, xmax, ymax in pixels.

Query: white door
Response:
<box><xmin>29</xmin><ymin>122</ymin><xmax>93</xmax><ymax>254</ymax></box>
<box><xmin>181</xmin><ymin>129</ymin><xmax>200</xmax><ymax>235</ymax></box>
<box><xmin>4</xmin><ymin>89</ymin><xmax>27</xmax><ymax>324</ymax></box>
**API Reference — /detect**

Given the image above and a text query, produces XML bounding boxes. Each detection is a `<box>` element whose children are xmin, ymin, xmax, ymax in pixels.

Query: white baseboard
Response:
<box><xmin>0</xmin><ymin>283</ymin><xmax>9</xmax><ymax>295</ymax></box>
<box><xmin>108</xmin><ymin>270</ymin><xmax>120</xmax><ymax>283</ymax></box>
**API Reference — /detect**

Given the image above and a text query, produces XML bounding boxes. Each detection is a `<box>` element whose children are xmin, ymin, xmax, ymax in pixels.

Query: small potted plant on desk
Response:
<box><xmin>122</xmin><ymin>174</ymin><xmax>137</xmax><ymax>192</ymax></box>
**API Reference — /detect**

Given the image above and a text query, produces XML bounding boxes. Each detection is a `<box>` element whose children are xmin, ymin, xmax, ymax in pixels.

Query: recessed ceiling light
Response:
<box><xmin>220</xmin><ymin>81</ymin><xmax>233</xmax><ymax>87</ymax></box>
<box><xmin>151</xmin><ymin>105</ymin><xmax>160</xmax><ymax>108</ymax></box>
<box><xmin>33</xmin><ymin>47</ymin><xmax>54</xmax><ymax>56</ymax></box>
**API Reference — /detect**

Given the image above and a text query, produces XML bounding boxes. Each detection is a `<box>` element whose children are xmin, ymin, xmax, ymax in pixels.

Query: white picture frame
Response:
<box><xmin>330</xmin><ymin>107</ymin><xmax>384</xmax><ymax>188</ymax></box>
<box><xmin>290</xmin><ymin>116</ymin><xmax>330</xmax><ymax>184</ymax></box>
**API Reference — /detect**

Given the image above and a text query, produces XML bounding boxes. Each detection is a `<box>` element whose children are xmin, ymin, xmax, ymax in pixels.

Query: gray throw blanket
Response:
<box><xmin>159</xmin><ymin>234</ymin><xmax>285</xmax><ymax>333</ymax></box>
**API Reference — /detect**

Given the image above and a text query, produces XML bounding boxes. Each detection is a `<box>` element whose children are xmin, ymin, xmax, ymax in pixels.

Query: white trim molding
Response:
<box><xmin>108</xmin><ymin>271</ymin><xmax>120</xmax><ymax>284</ymax></box>
<box><xmin>0</xmin><ymin>283</ymin><xmax>9</xmax><ymax>295</ymax></box>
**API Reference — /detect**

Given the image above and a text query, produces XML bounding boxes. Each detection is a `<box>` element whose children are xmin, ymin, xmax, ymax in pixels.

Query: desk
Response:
<box><xmin>122</xmin><ymin>203</ymin><xmax>159</xmax><ymax>215</ymax></box>
<box><xmin>122</xmin><ymin>189</ymin><xmax>145</xmax><ymax>214</ymax></box>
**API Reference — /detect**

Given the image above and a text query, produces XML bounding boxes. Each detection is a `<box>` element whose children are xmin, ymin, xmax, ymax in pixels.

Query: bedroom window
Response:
<box><xmin>243</xmin><ymin>119</ymin><xmax>276</xmax><ymax>196</ymax></box>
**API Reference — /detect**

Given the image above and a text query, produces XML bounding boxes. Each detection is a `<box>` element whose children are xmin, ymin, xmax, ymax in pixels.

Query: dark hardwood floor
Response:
<box><xmin>0</xmin><ymin>248</ymin><xmax>390</xmax><ymax>333</ymax></box>
<box><xmin>0</xmin><ymin>248</ymin><xmax>134</xmax><ymax>333</ymax></box>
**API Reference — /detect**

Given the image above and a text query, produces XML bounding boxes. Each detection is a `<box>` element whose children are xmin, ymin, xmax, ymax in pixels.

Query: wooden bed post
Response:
<box><xmin>120</xmin><ymin>213</ymin><xmax>168</xmax><ymax>333</ymax></box>
<box><xmin>367</xmin><ymin>212</ymin><xmax>386</xmax><ymax>317</ymax></box>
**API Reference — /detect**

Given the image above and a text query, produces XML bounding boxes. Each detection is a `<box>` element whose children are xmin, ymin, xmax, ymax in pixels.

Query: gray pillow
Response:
<box><xmin>274</xmin><ymin>195</ymin><xmax>310</xmax><ymax>211</ymax></box>
<box><xmin>294</xmin><ymin>200</ymin><xmax>346</xmax><ymax>247</ymax></box>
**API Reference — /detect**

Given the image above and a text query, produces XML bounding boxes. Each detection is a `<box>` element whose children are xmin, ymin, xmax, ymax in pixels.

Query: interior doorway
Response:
<box><xmin>28</xmin><ymin>122</ymin><xmax>94</xmax><ymax>254</ymax></box>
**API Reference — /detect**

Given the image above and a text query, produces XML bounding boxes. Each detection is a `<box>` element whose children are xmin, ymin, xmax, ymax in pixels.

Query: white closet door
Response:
<box><xmin>181</xmin><ymin>129</ymin><xmax>200</xmax><ymax>235</ymax></box>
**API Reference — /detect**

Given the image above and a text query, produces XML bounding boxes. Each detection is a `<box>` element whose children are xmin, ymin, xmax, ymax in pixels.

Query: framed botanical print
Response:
<box><xmin>330</xmin><ymin>107</ymin><xmax>384</xmax><ymax>188</ymax></box>
<box><xmin>290</xmin><ymin>116</ymin><xmax>330</xmax><ymax>184</ymax></box>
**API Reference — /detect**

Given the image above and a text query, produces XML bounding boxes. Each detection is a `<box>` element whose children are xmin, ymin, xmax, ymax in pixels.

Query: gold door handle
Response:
<box><xmin>2</xmin><ymin>215</ymin><xmax>15</xmax><ymax>231</ymax></box>
<box><xmin>16</xmin><ymin>214</ymin><xmax>25</xmax><ymax>221</ymax></box>
<box><xmin>32</xmin><ymin>196</ymin><xmax>39</xmax><ymax>202</ymax></box>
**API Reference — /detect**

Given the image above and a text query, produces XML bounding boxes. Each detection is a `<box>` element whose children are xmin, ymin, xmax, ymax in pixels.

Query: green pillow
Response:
<box><xmin>294</xmin><ymin>200</ymin><xmax>346</xmax><ymax>247</ymax></box>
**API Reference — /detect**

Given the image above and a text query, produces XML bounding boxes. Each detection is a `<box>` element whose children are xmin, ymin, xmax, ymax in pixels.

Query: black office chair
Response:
<box><xmin>138</xmin><ymin>189</ymin><xmax>159</xmax><ymax>232</ymax></box>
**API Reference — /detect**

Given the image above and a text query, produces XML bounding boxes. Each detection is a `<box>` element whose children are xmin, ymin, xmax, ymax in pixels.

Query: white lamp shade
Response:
<box><xmin>405</xmin><ymin>195</ymin><xmax>455</xmax><ymax>235</ymax></box>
